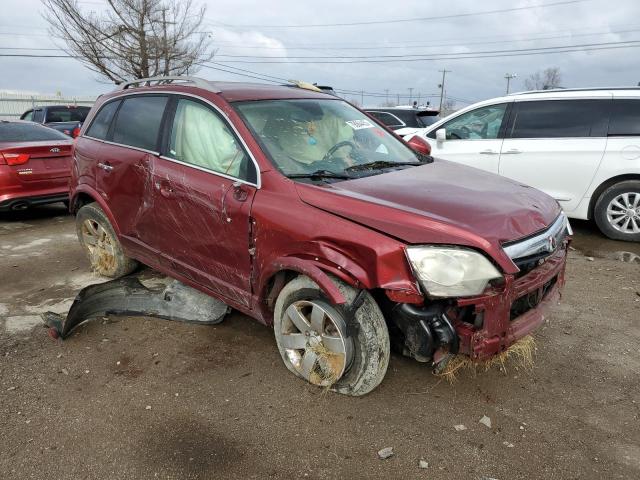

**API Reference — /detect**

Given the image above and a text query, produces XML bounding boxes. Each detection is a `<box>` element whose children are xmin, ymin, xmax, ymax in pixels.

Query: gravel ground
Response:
<box><xmin>1</xmin><ymin>204</ymin><xmax>639</xmax><ymax>480</ymax></box>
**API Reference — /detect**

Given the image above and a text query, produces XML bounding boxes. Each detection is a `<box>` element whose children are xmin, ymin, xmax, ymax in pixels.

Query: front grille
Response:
<box><xmin>510</xmin><ymin>275</ymin><xmax>557</xmax><ymax>320</ymax></box>
<box><xmin>503</xmin><ymin>214</ymin><xmax>571</xmax><ymax>276</ymax></box>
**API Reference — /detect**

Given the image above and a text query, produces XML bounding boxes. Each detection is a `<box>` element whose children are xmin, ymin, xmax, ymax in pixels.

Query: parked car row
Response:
<box><xmin>61</xmin><ymin>76</ymin><xmax>571</xmax><ymax>395</ymax></box>
<box><xmin>400</xmin><ymin>88</ymin><xmax>640</xmax><ymax>241</ymax></box>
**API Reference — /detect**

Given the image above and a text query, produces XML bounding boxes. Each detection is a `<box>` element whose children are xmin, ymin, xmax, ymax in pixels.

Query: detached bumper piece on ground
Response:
<box><xmin>43</xmin><ymin>276</ymin><xmax>230</xmax><ymax>339</ymax></box>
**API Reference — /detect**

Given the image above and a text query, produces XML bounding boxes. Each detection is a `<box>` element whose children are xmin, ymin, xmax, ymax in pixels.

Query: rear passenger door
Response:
<box><xmin>600</xmin><ymin>98</ymin><xmax>640</xmax><ymax>180</ymax></box>
<box><xmin>93</xmin><ymin>94</ymin><xmax>168</xmax><ymax>250</ymax></box>
<box><xmin>150</xmin><ymin>96</ymin><xmax>258</xmax><ymax>306</ymax></box>
<box><xmin>499</xmin><ymin>99</ymin><xmax>609</xmax><ymax>213</ymax></box>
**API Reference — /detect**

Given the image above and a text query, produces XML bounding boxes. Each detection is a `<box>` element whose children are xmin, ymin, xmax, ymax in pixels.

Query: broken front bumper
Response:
<box><xmin>455</xmin><ymin>245</ymin><xmax>568</xmax><ymax>360</ymax></box>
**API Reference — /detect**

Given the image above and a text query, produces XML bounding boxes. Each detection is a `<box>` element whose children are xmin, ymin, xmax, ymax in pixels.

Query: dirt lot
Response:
<box><xmin>1</xmin><ymin>204</ymin><xmax>639</xmax><ymax>480</ymax></box>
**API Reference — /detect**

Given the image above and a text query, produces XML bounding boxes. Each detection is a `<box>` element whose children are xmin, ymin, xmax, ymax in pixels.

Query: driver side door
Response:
<box><xmin>425</xmin><ymin>102</ymin><xmax>511</xmax><ymax>173</ymax></box>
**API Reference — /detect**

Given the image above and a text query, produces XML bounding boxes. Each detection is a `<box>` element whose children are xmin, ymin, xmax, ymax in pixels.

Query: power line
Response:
<box><xmin>213</xmin><ymin>0</ymin><xmax>588</xmax><ymax>29</ymax></box>
<box><xmin>4</xmin><ymin>40</ymin><xmax>640</xmax><ymax>65</ymax></box>
<box><xmin>207</xmin><ymin>39</ymin><xmax>640</xmax><ymax>60</ymax></box>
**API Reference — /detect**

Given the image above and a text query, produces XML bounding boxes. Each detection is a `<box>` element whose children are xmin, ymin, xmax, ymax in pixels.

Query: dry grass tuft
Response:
<box><xmin>308</xmin><ymin>343</ymin><xmax>344</xmax><ymax>390</ymax></box>
<box><xmin>436</xmin><ymin>335</ymin><xmax>536</xmax><ymax>383</ymax></box>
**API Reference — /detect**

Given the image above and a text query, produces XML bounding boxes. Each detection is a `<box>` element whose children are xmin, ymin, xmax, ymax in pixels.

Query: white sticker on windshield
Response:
<box><xmin>346</xmin><ymin>119</ymin><xmax>375</xmax><ymax>130</ymax></box>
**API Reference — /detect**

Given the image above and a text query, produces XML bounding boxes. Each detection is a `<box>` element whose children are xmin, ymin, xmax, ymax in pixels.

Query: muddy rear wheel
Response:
<box><xmin>273</xmin><ymin>275</ymin><xmax>390</xmax><ymax>396</ymax></box>
<box><xmin>75</xmin><ymin>203</ymin><xmax>138</xmax><ymax>278</ymax></box>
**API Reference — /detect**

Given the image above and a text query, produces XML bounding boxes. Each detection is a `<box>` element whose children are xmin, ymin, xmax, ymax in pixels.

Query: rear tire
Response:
<box><xmin>273</xmin><ymin>275</ymin><xmax>390</xmax><ymax>396</ymax></box>
<box><xmin>594</xmin><ymin>180</ymin><xmax>640</xmax><ymax>241</ymax></box>
<box><xmin>75</xmin><ymin>203</ymin><xmax>138</xmax><ymax>277</ymax></box>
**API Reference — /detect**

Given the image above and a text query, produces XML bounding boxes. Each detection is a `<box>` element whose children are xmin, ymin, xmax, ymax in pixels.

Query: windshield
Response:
<box><xmin>234</xmin><ymin>99</ymin><xmax>424</xmax><ymax>178</ymax></box>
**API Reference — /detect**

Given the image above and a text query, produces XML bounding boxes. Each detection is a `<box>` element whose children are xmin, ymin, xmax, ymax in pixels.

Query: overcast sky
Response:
<box><xmin>1</xmin><ymin>0</ymin><xmax>639</xmax><ymax>107</ymax></box>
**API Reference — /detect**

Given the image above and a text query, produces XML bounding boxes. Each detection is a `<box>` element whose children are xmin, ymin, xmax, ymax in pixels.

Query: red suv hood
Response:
<box><xmin>295</xmin><ymin>159</ymin><xmax>561</xmax><ymax>272</ymax></box>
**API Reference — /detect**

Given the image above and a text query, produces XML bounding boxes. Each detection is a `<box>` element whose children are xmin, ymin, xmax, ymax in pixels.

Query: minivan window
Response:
<box><xmin>112</xmin><ymin>95</ymin><xmax>168</xmax><ymax>151</ymax></box>
<box><xmin>167</xmin><ymin>98</ymin><xmax>255</xmax><ymax>182</ymax></box>
<box><xmin>509</xmin><ymin>100</ymin><xmax>608</xmax><ymax>138</ymax></box>
<box><xmin>608</xmin><ymin>99</ymin><xmax>640</xmax><ymax>136</ymax></box>
<box><xmin>86</xmin><ymin>101</ymin><xmax>120</xmax><ymax>140</ymax></box>
<box><xmin>430</xmin><ymin>103</ymin><xmax>507</xmax><ymax>140</ymax></box>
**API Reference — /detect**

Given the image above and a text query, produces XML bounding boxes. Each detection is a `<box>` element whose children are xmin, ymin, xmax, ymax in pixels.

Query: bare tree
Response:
<box><xmin>524</xmin><ymin>67</ymin><xmax>563</xmax><ymax>90</ymax></box>
<box><xmin>41</xmin><ymin>0</ymin><xmax>214</xmax><ymax>83</ymax></box>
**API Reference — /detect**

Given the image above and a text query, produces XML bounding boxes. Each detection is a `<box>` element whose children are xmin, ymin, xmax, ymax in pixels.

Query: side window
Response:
<box><xmin>112</xmin><ymin>95</ymin><xmax>168</xmax><ymax>151</ymax></box>
<box><xmin>32</xmin><ymin>109</ymin><xmax>44</xmax><ymax>123</ymax></box>
<box><xmin>509</xmin><ymin>100</ymin><xmax>607</xmax><ymax>138</ymax></box>
<box><xmin>608</xmin><ymin>100</ymin><xmax>640</xmax><ymax>136</ymax></box>
<box><xmin>434</xmin><ymin>104</ymin><xmax>507</xmax><ymax>140</ymax></box>
<box><xmin>86</xmin><ymin>101</ymin><xmax>120</xmax><ymax>140</ymax></box>
<box><xmin>167</xmin><ymin>98</ymin><xmax>255</xmax><ymax>183</ymax></box>
<box><xmin>21</xmin><ymin>110</ymin><xmax>33</xmax><ymax>121</ymax></box>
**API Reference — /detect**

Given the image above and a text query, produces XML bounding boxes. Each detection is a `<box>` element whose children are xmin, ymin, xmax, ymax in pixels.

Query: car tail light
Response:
<box><xmin>407</xmin><ymin>135</ymin><xmax>432</xmax><ymax>156</ymax></box>
<box><xmin>2</xmin><ymin>153</ymin><xmax>30</xmax><ymax>165</ymax></box>
<box><xmin>72</xmin><ymin>126</ymin><xmax>81</xmax><ymax>138</ymax></box>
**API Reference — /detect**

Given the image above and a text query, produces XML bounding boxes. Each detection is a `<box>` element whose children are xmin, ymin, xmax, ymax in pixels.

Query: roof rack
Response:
<box><xmin>511</xmin><ymin>86</ymin><xmax>640</xmax><ymax>96</ymax></box>
<box><xmin>117</xmin><ymin>76</ymin><xmax>221</xmax><ymax>93</ymax></box>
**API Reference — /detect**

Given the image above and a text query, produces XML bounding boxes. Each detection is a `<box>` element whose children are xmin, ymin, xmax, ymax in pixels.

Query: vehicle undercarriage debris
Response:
<box><xmin>43</xmin><ymin>275</ymin><xmax>230</xmax><ymax>339</ymax></box>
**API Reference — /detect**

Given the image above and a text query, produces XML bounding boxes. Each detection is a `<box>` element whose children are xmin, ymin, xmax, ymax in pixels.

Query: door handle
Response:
<box><xmin>503</xmin><ymin>149</ymin><xmax>522</xmax><ymax>155</ymax></box>
<box><xmin>97</xmin><ymin>162</ymin><xmax>114</xmax><ymax>171</ymax></box>
<box><xmin>479</xmin><ymin>149</ymin><xmax>498</xmax><ymax>155</ymax></box>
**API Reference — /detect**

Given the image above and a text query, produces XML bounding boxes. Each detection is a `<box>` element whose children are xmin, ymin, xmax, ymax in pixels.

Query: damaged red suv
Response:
<box><xmin>70</xmin><ymin>76</ymin><xmax>571</xmax><ymax>395</ymax></box>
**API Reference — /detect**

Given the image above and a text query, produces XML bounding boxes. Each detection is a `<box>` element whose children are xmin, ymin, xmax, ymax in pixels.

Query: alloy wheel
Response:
<box><xmin>81</xmin><ymin>219</ymin><xmax>116</xmax><ymax>272</ymax></box>
<box><xmin>606</xmin><ymin>192</ymin><xmax>640</xmax><ymax>234</ymax></box>
<box><xmin>276</xmin><ymin>300</ymin><xmax>354</xmax><ymax>386</ymax></box>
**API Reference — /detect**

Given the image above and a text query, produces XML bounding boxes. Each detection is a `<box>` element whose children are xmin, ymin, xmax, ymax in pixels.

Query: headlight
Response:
<box><xmin>406</xmin><ymin>246</ymin><xmax>502</xmax><ymax>297</ymax></box>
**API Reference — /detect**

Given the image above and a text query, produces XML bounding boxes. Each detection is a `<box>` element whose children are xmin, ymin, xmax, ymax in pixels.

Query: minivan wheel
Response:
<box><xmin>273</xmin><ymin>275</ymin><xmax>390</xmax><ymax>396</ymax></box>
<box><xmin>594</xmin><ymin>180</ymin><xmax>640</xmax><ymax>241</ymax></box>
<box><xmin>75</xmin><ymin>203</ymin><xmax>138</xmax><ymax>277</ymax></box>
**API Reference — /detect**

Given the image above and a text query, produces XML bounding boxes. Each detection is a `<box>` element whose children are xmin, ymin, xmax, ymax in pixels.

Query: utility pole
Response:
<box><xmin>384</xmin><ymin>89</ymin><xmax>389</xmax><ymax>105</ymax></box>
<box><xmin>161</xmin><ymin>8</ymin><xmax>169</xmax><ymax>76</ymax></box>
<box><xmin>438</xmin><ymin>69</ymin><xmax>451</xmax><ymax>112</ymax></box>
<box><xmin>360</xmin><ymin>90</ymin><xmax>364</xmax><ymax>106</ymax></box>
<box><xmin>396</xmin><ymin>93</ymin><xmax>400</xmax><ymax>105</ymax></box>
<box><xmin>505</xmin><ymin>73</ymin><xmax>517</xmax><ymax>94</ymax></box>
<box><xmin>408</xmin><ymin>87</ymin><xmax>414</xmax><ymax>105</ymax></box>
<box><xmin>416</xmin><ymin>92</ymin><xmax>421</xmax><ymax>106</ymax></box>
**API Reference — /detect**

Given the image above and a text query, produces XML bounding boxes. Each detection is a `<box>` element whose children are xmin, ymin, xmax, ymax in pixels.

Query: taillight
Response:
<box><xmin>72</xmin><ymin>126</ymin><xmax>81</xmax><ymax>138</ymax></box>
<box><xmin>407</xmin><ymin>135</ymin><xmax>432</xmax><ymax>156</ymax></box>
<box><xmin>2</xmin><ymin>153</ymin><xmax>30</xmax><ymax>165</ymax></box>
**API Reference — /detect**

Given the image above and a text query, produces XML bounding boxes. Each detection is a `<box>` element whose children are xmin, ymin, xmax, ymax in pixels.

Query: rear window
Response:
<box><xmin>45</xmin><ymin>106</ymin><xmax>90</xmax><ymax>123</ymax></box>
<box><xmin>86</xmin><ymin>101</ymin><xmax>120</xmax><ymax>140</ymax></box>
<box><xmin>608</xmin><ymin>99</ymin><xmax>640</xmax><ymax>136</ymax></box>
<box><xmin>111</xmin><ymin>96</ymin><xmax>168</xmax><ymax>151</ymax></box>
<box><xmin>367</xmin><ymin>111</ymin><xmax>404</xmax><ymax>127</ymax></box>
<box><xmin>509</xmin><ymin>100</ymin><xmax>608</xmax><ymax>138</ymax></box>
<box><xmin>0</xmin><ymin>122</ymin><xmax>69</xmax><ymax>142</ymax></box>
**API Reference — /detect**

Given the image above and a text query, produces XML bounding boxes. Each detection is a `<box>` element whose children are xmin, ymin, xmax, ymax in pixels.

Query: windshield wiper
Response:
<box><xmin>286</xmin><ymin>169</ymin><xmax>353</xmax><ymax>180</ymax></box>
<box><xmin>344</xmin><ymin>160</ymin><xmax>424</xmax><ymax>172</ymax></box>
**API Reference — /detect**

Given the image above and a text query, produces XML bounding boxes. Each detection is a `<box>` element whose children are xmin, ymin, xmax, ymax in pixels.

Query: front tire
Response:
<box><xmin>594</xmin><ymin>180</ymin><xmax>640</xmax><ymax>241</ymax></box>
<box><xmin>273</xmin><ymin>275</ymin><xmax>390</xmax><ymax>396</ymax></box>
<box><xmin>75</xmin><ymin>203</ymin><xmax>138</xmax><ymax>277</ymax></box>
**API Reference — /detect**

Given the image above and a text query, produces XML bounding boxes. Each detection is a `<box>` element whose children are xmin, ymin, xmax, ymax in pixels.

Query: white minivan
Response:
<box><xmin>403</xmin><ymin>88</ymin><xmax>640</xmax><ymax>241</ymax></box>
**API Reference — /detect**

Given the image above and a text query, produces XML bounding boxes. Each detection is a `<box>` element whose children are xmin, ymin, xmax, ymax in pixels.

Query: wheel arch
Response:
<box><xmin>70</xmin><ymin>186</ymin><xmax>122</xmax><ymax>235</ymax></box>
<box><xmin>258</xmin><ymin>256</ymin><xmax>368</xmax><ymax>322</ymax></box>
<box><xmin>588</xmin><ymin>173</ymin><xmax>640</xmax><ymax>219</ymax></box>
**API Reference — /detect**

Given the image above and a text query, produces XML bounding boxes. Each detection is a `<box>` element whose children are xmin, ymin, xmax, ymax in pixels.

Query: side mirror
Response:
<box><xmin>407</xmin><ymin>135</ymin><xmax>432</xmax><ymax>156</ymax></box>
<box><xmin>435</xmin><ymin>128</ymin><xmax>446</xmax><ymax>142</ymax></box>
